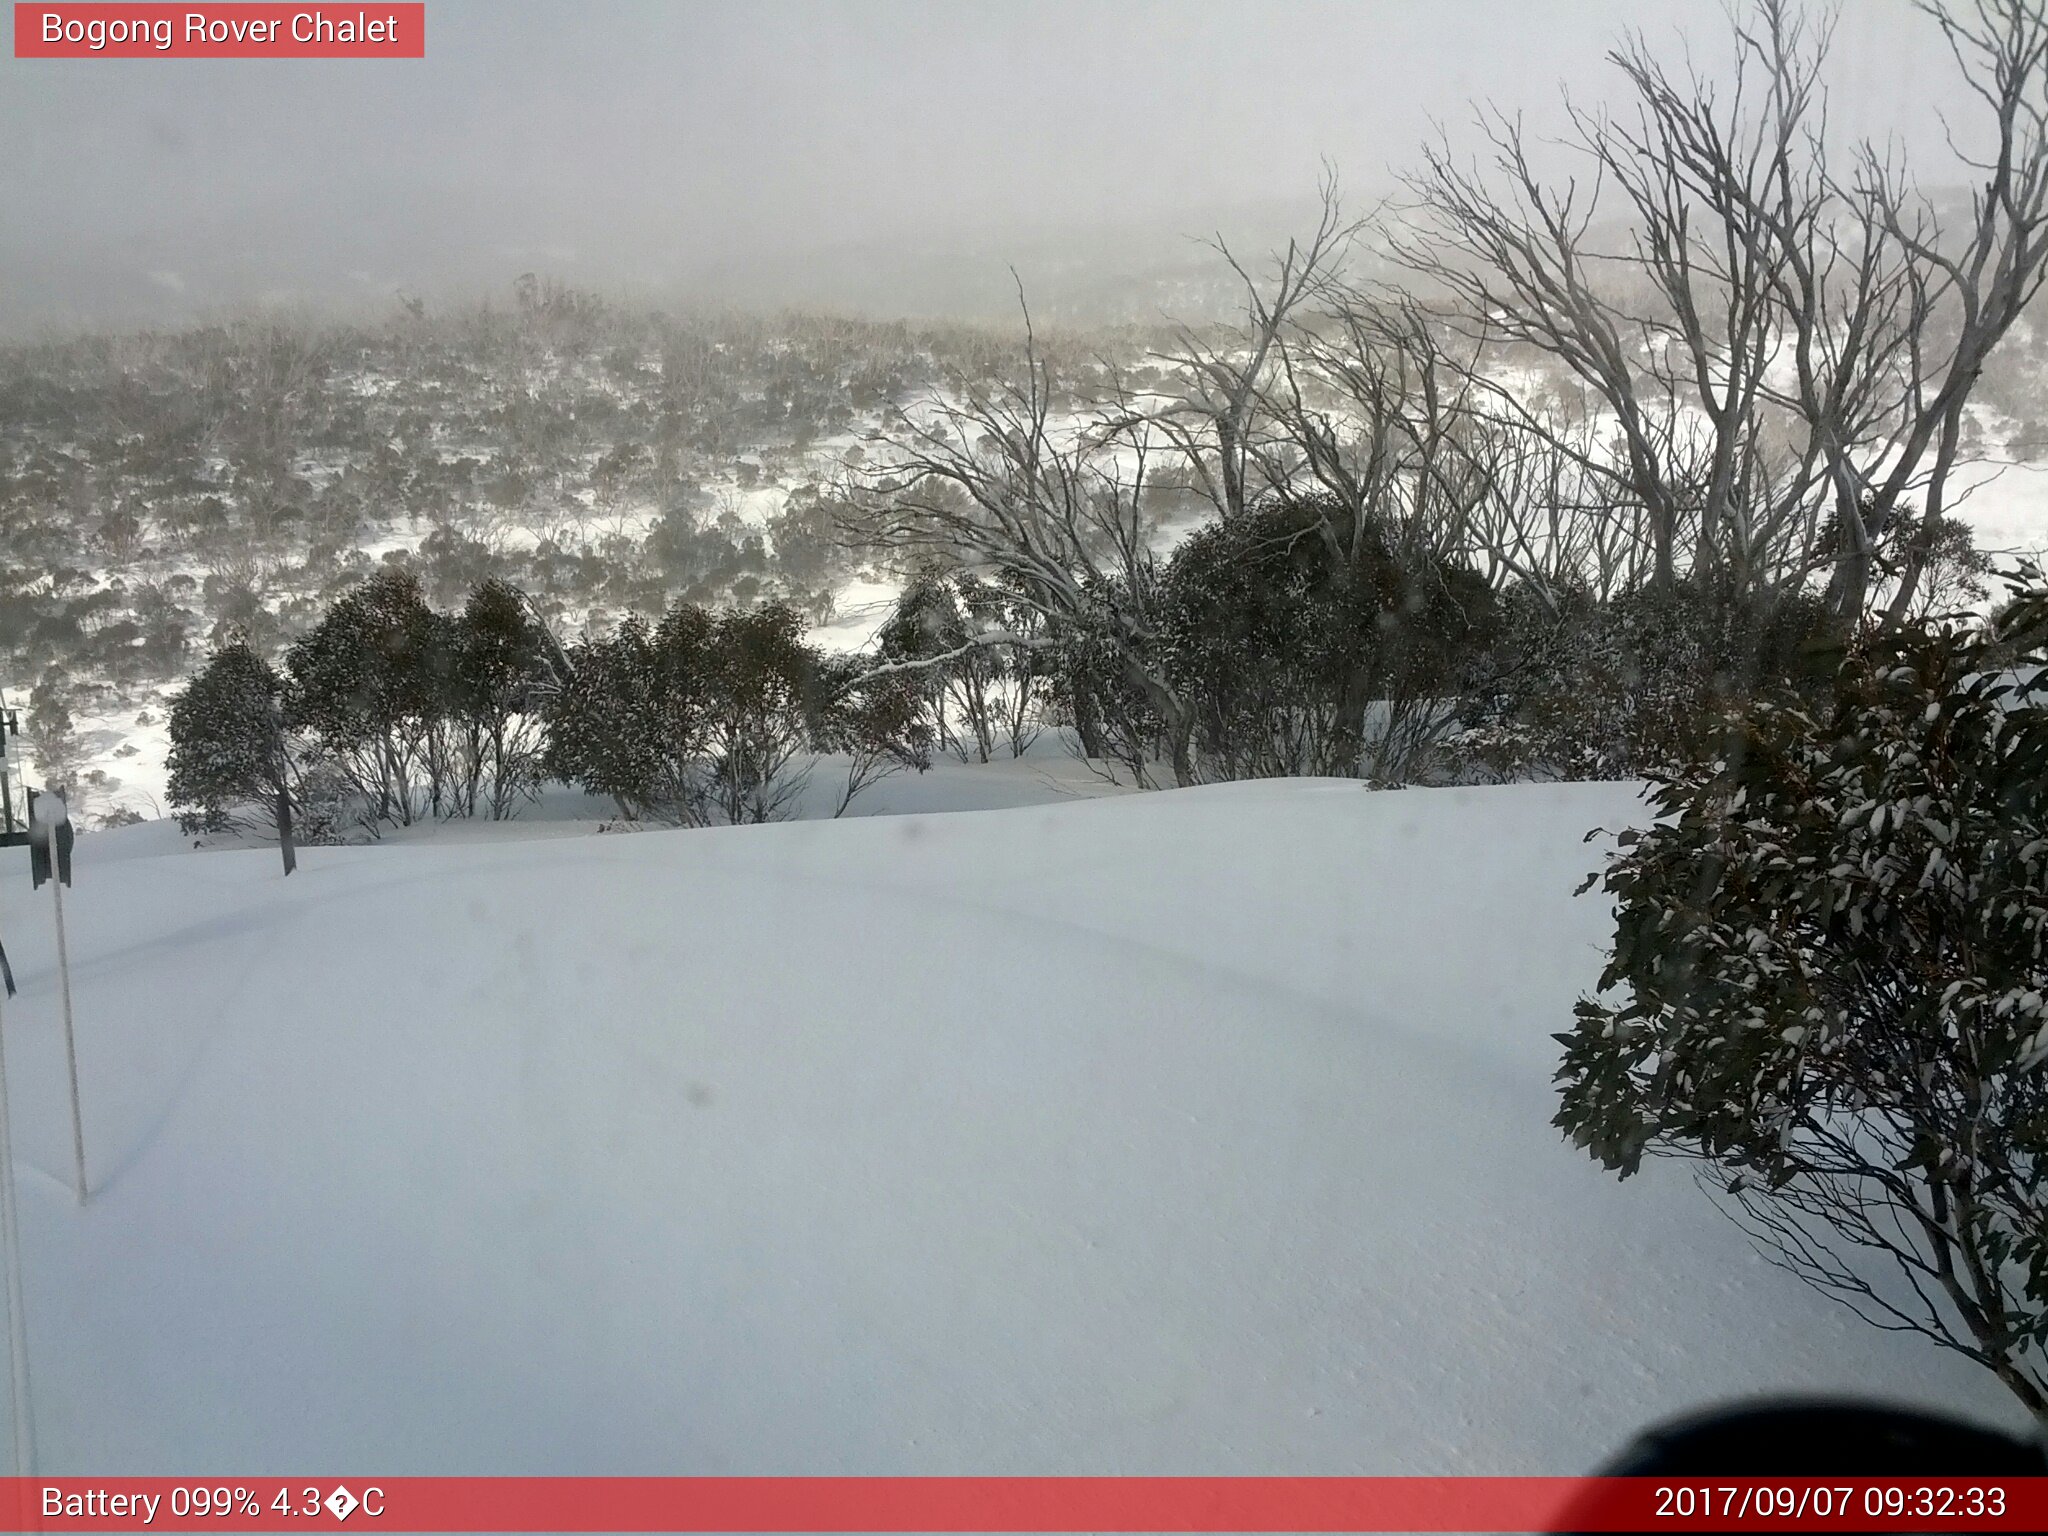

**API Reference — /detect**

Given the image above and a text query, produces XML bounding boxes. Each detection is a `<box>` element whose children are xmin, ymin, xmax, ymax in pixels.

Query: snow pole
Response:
<box><xmin>27</xmin><ymin>791</ymin><xmax>85</xmax><ymax>1204</ymax></box>
<box><xmin>0</xmin><ymin>984</ymin><xmax>34</xmax><ymax>1478</ymax></box>
<box><xmin>50</xmin><ymin>876</ymin><xmax>85</xmax><ymax>1205</ymax></box>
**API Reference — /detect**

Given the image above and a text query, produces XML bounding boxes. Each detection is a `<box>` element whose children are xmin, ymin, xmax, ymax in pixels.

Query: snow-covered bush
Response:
<box><xmin>543</xmin><ymin>609</ymin><xmax>710</xmax><ymax>826</ymax></box>
<box><xmin>20</xmin><ymin>679</ymin><xmax>85</xmax><ymax>798</ymax></box>
<box><xmin>445</xmin><ymin>578</ymin><xmax>552</xmax><ymax>819</ymax></box>
<box><xmin>544</xmin><ymin>599</ymin><xmax>825</xmax><ymax>826</ymax></box>
<box><xmin>1157</xmin><ymin>493</ymin><xmax>1494</xmax><ymax>783</ymax></box>
<box><xmin>875</xmin><ymin>568</ymin><xmax>985</xmax><ymax>761</ymax></box>
<box><xmin>1157</xmin><ymin>495</ymin><xmax>1366</xmax><ymax>781</ymax></box>
<box><xmin>282</xmin><ymin>570</ymin><xmax>446</xmax><ymax>828</ymax></box>
<box><xmin>1459</xmin><ymin>578</ymin><xmax>1833</xmax><ymax>782</ymax></box>
<box><xmin>285</xmin><ymin>757</ymin><xmax>358</xmax><ymax>846</ymax></box>
<box><xmin>1557</xmin><ymin>582</ymin><xmax>2048</xmax><ymax>1420</ymax></box>
<box><xmin>1042</xmin><ymin>570</ymin><xmax>1176</xmax><ymax>786</ymax></box>
<box><xmin>807</xmin><ymin>653</ymin><xmax>934</xmax><ymax>817</ymax></box>
<box><xmin>165</xmin><ymin>633</ymin><xmax>292</xmax><ymax>838</ymax></box>
<box><xmin>278</xmin><ymin>572</ymin><xmax>555</xmax><ymax>829</ymax></box>
<box><xmin>875</xmin><ymin>568</ymin><xmax>1049</xmax><ymax>764</ymax></box>
<box><xmin>701</xmin><ymin>603</ymin><xmax>822</xmax><ymax>825</ymax></box>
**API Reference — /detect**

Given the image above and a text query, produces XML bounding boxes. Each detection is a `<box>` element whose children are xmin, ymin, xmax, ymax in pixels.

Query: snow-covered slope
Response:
<box><xmin>0</xmin><ymin>779</ymin><xmax>2017</xmax><ymax>1475</ymax></box>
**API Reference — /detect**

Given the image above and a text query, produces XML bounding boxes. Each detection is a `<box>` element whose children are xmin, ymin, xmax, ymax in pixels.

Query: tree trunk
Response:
<box><xmin>1336</xmin><ymin>662</ymin><xmax>1378</xmax><ymax>780</ymax></box>
<box><xmin>267</xmin><ymin>698</ymin><xmax>296</xmax><ymax>876</ymax></box>
<box><xmin>1825</xmin><ymin>540</ymin><xmax>1871</xmax><ymax>627</ymax></box>
<box><xmin>1166</xmin><ymin>716</ymin><xmax>1195</xmax><ymax>788</ymax></box>
<box><xmin>275</xmin><ymin>779</ymin><xmax>296</xmax><ymax>876</ymax></box>
<box><xmin>1882</xmin><ymin>410</ymin><xmax>1963</xmax><ymax>629</ymax></box>
<box><xmin>1070</xmin><ymin>681</ymin><xmax>1106</xmax><ymax>760</ymax></box>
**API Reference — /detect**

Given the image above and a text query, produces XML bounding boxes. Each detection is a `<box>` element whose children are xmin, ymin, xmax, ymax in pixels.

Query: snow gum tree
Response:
<box><xmin>283</xmin><ymin>569</ymin><xmax>446</xmax><ymax>827</ymax></box>
<box><xmin>700</xmin><ymin>603</ymin><xmax>819</xmax><ymax>825</ymax></box>
<box><xmin>874</xmin><ymin>568</ymin><xmax>1047</xmax><ymax>764</ymax></box>
<box><xmin>875</xmin><ymin>568</ymin><xmax>979</xmax><ymax>761</ymax></box>
<box><xmin>544</xmin><ymin>600</ymin><xmax>830</xmax><ymax>826</ymax></box>
<box><xmin>1403</xmin><ymin>0</ymin><xmax>2048</xmax><ymax>627</ymax></box>
<box><xmin>1558</xmin><ymin>581</ymin><xmax>2048</xmax><ymax>1418</ymax></box>
<box><xmin>165</xmin><ymin>631</ymin><xmax>299</xmax><ymax>871</ymax></box>
<box><xmin>449</xmin><ymin>578</ymin><xmax>552</xmax><ymax>819</ymax></box>
<box><xmin>808</xmin><ymin>651</ymin><xmax>933</xmax><ymax>817</ymax></box>
<box><xmin>1158</xmin><ymin>491</ymin><xmax>1494</xmax><ymax>782</ymax></box>
<box><xmin>544</xmin><ymin>608</ymin><xmax>714</xmax><ymax>825</ymax></box>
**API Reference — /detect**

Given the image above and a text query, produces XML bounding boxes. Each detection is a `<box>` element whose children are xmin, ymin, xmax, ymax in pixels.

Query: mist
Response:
<box><xmin>0</xmin><ymin>0</ymin><xmax>1959</xmax><ymax>334</ymax></box>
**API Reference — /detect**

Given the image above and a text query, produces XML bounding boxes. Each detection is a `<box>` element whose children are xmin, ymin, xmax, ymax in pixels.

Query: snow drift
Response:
<box><xmin>0</xmin><ymin>778</ymin><xmax>2016</xmax><ymax>1474</ymax></box>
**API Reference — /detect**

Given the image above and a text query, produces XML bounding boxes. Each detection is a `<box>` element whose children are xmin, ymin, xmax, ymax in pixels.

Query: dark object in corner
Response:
<box><xmin>1554</xmin><ymin>1398</ymin><xmax>2046</xmax><ymax>1533</ymax></box>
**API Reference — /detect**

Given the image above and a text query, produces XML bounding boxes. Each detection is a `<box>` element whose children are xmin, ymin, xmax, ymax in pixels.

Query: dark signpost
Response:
<box><xmin>26</xmin><ymin>789</ymin><xmax>71</xmax><ymax>892</ymax></box>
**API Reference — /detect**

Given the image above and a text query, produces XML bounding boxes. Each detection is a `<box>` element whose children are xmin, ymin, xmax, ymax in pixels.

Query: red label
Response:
<box><xmin>13</xmin><ymin>4</ymin><xmax>424</xmax><ymax>57</ymax></box>
<box><xmin>0</xmin><ymin>1477</ymin><xmax>2043</xmax><ymax>1532</ymax></box>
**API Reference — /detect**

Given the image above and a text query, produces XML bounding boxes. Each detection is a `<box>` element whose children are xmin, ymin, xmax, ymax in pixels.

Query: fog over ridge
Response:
<box><xmin>0</xmin><ymin>0</ymin><xmax>1956</xmax><ymax>334</ymax></box>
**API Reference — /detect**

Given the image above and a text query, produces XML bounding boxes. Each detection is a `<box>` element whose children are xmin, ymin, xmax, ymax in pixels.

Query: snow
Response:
<box><xmin>807</xmin><ymin>577</ymin><xmax>913</xmax><ymax>653</ymax></box>
<box><xmin>0</xmin><ymin>776</ymin><xmax>2019</xmax><ymax>1476</ymax></box>
<box><xmin>1954</xmin><ymin>456</ymin><xmax>2048</xmax><ymax>565</ymax></box>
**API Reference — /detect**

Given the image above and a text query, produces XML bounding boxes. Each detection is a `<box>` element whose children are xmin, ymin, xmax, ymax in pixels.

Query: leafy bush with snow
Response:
<box><xmin>1158</xmin><ymin>493</ymin><xmax>1494</xmax><ymax>783</ymax></box>
<box><xmin>1459</xmin><ymin>578</ymin><xmax>1836</xmax><ymax>782</ymax></box>
<box><xmin>875</xmin><ymin>567</ymin><xmax>1048</xmax><ymax>765</ymax></box>
<box><xmin>282</xmin><ymin>570</ymin><xmax>452</xmax><ymax>828</ymax></box>
<box><xmin>1558</xmin><ymin>582</ymin><xmax>2048</xmax><ymax>1420</ymax></box>
<box><xmin>164</xmin><ymin>633</ymin><xmax>292</xmax><ymax>839</ymax></box>
<box><xmin>170</xmin><ymin>573</ymin><xmax>558</xmax><ymax>841</ymax></box>
<box><xmin>544</xmin><ymin>599</ymin><xmax>830</xmax><ymax>826</ymax></box>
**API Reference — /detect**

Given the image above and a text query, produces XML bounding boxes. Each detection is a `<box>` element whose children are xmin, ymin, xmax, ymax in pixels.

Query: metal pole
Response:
<box><xmin>0</xmin><ymin>985</ymin><xmax>36</xmax><ymax>1477</ymax></box>
<box><xmin>51</xmin><ymin>878</ymin><xmax>85</xmax><ymax>1205</ymax></box>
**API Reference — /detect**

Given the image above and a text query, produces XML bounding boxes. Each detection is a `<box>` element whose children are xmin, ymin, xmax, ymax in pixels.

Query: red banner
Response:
<box><xmin>13</xmin><ymin>5</ymin><xmax>424</xmax><ymax>58</ymax></box>
<box><xmin>0</xmin><ymin>1477</ymin><xmax>2043</xmax><ymax>1532</ymax></box>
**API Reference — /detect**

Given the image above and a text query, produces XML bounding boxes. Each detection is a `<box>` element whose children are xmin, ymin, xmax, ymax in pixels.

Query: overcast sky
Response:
<box><xmin>0</xmin><ymin>0</ymin><xmax>1958</xmax><ymax>333</ymax></box>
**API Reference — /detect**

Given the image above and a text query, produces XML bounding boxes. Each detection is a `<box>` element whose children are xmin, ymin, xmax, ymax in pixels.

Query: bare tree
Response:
<box><xmin>1463</xmin><ymin>407</ymin><xmax>1641</xmax><ymax>605</ymax></box>
<box><xmin>1399</xmin><ymin>0</ymin><xmax>2048</xmax><ymax>626</ymax></box>
<box><xmin>848</xmin><ymin>289</ymin><xmax>1195</xmax><ymax>784</ymax></box>
<box><xmin>1145</xmin><ymin>170</ymin><xmax>1362</xmax><ymax>525</ymax></box>
<box><xmin>1250</xmin><ymin>295</ymin><xmax>1502</xmax><ymax>776</ymax></box>
<box><xmin>1865</xmin><ymin>0</ymin><xmax>2048</xmax><ymax>622</ymax></box>
<box><xmin>855</xmin><ymin>190</ymin><xmax>1505</xmax><ymax>786</ymax></box>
